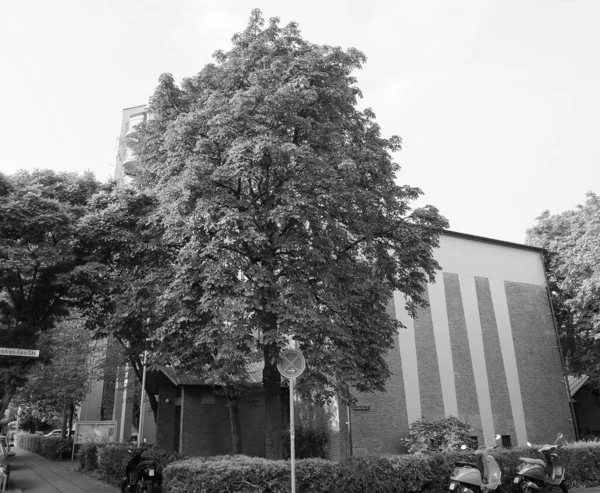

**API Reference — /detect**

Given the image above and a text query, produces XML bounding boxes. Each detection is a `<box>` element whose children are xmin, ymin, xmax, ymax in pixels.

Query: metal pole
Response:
<box><xmin>137</xmin><ymin>351</ymin><xmax>148</xmax><ymax>448</ymax></box>
<box><xmin>290</xmin><ymin>377</ymin><xmax>296</xmax><ymax>493</ymax></box>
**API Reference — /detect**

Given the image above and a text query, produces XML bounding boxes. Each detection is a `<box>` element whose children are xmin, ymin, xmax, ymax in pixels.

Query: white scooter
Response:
<box><xmin>448</xmin><ymin>435</ymin><xmax>502</xmax><ymax>493</ymax></box>
<box><xmin>513</xmin><ymin>433</ymin><xmax>568</xmax><ymax>493</ymax></box>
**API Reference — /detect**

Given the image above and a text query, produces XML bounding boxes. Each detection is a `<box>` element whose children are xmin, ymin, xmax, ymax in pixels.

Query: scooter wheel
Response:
<box><xmin>518</xmin><ymin>481</ymin><xmax>534</xmax><ymax>493</ymax></box>
<box><xmin>559</xmin><ymin>480</ymin><xmax>568</xmax><ymax>493</ymax></box>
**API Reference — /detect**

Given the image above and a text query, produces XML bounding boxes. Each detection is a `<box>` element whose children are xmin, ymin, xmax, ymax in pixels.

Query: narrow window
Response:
<box><xmin>501</xmin><ymin>435</ymin><xmax>512</xmax><ymax>448</ymax></box>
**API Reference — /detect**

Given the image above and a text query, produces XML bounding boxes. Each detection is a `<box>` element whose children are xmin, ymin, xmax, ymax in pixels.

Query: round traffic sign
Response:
<box><xmin>277</xmin><ymin>349</ymin><xmax>306</xmax><ymax>379</ymax></box>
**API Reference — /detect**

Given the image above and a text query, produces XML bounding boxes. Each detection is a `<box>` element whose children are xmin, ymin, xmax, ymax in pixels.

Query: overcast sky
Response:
<box><xmin>1</xmin><ymin>0</ymin><xmax>598</xmax><ymax>243</ymax></box>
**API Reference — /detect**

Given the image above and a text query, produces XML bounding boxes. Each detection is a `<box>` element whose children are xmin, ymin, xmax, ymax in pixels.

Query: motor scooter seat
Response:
<box><xmin>454</xmin><ymin>461</ymin><xmax>481</xmax><ymax>471</ymax></box>
<box><xmin>519</xmin><ymin>457</ymin><xmax>545</xmax><ymax>467</ymax></box>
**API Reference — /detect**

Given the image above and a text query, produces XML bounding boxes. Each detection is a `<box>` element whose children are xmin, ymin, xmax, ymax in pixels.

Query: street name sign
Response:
<box><xmin>0</xmin><ymin>347</ymin><xmax>39</xmax><ymax>357</ymax></box>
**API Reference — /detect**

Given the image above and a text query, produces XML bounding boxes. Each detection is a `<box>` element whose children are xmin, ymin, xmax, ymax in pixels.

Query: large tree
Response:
<box><xmin>0</xmin><ymin>170</ymin><xmax>103</xmax><ymax>419</ymax></box>
<box><xmin>135</xmin><ymin>10</ymin><xmax>448</xmax><ymax>458</ymax></box>
<box><xmin>526</xmin><ymin>192</ymin><xmax>600</xmax><ymax>385</ymax></box>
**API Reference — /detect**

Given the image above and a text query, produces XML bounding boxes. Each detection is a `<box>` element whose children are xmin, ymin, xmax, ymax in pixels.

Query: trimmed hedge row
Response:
<box><xmin>162</xmin><ymin>442</ymin><xmax>600</xmax><ymax>493</ymax></box>
<box><xmin>82</xmin><ymin>443</ymin><xmax>185</xmax><ymax>486</ymax></box>
<box><xmin>16</xmin><ymin>433</ymin><xmax>73</xmax><ymax>460</ymax></box>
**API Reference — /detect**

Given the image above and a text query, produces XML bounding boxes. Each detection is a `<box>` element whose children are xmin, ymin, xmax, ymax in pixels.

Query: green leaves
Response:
<box><xmin>527</xmin><ymin>192</ymin><xmax>600</xmax><ymax>385</ymax></box>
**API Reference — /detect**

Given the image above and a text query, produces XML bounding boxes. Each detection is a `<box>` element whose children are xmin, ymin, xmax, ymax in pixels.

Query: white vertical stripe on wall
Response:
<box><xmin>393</xmin><ymin>291</ymin><xmax>421</xmax><ymax>424</ymax></box>
<box><xmin>489</xmin><ymin>279</ymin><xmax>528</xmax><ymax>445</ymax></box>
<box><xmin>428</xmin><ymin>277</ymin><xmax>458</xmax><ymax>417</ymax></box>
<box><xmin>458</xmin><ymin>274</ymin><xmax>496</xmax><ymax>445</ymax></box>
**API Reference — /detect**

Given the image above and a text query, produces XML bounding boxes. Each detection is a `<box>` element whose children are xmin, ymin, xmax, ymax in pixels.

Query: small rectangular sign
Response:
<box><xmin>0</xmin><ymin>348</ymin><xmax>39</xmax><ymax>357</ymax></box>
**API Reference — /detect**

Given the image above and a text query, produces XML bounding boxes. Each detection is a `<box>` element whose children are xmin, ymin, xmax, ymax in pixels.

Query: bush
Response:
<box><xmin>94</xmin><ymin>443</ymin><xmax>186</xmax><ymax>486</ymax></box>
<box><xmin>78</xmin><ymin>443</ymin><xmax>98</xmax><ymax>471</ymax></box>
<box><xmin>403</xmin><ymin>416</ymin><xmax>472</xmax><ymax>454</ymax></box>
<box><xmin>16</xmin><ymin>433</ymin><xmax>73</xmax><ymax>460</ymax></box>
<box><xmin>161</xmin><ymin>442</ymin><xmax>600</xmax><ymax>493</ymax></box>
<box><xmin>283</xmin><ymin>428</ymin><xmax>329</xmax><ymax>460</ymax></box>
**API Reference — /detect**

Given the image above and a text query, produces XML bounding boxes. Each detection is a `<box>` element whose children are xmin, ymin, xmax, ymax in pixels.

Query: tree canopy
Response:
<box><xmin>134</xmin><ymin>10</ymin><xmax>448</xmax><ymax>458</ymax></box>
<box><xmin>0</xmin><ymin>170</ymin><xmax>104</xmax><ymax>418</ymax></box>
<box><xmin>526</xmin><ymin>192</ymin><xmax>600</xmax><ymax>385</ymax></box>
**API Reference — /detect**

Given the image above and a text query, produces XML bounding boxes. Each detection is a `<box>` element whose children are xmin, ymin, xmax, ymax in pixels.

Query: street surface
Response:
<box><xmin>7</xmin><ymin>445</ymin><xmax>118</xmax><ymax>493</ymax></box>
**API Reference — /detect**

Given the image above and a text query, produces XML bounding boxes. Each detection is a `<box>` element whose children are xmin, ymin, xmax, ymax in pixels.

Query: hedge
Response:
<box><xmin>92</xmin><ymin>443</ymin><xmax>185</xmax><ymax>486</ymax></box>
<box><xmin>162</xmin><ymin>442</ymin><xmax>600</xmax><ymax>493</ymax></box>
<box><xmin>16</xmin><ymin>433</ymin><xmax>73</xmax><ymax>460</ymax></box>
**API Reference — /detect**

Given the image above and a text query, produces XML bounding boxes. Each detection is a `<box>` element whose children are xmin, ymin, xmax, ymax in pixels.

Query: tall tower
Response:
<box><xmin>114</xmin><ymin>105</ymin><xmax>148</xmax><ymax>183</ymax></box>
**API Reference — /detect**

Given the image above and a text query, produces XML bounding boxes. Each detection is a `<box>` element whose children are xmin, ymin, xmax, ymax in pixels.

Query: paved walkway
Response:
<box><xmin>7</xmin><ymin>446</ymin><xmax>118</xmax><ymax>493</ymax></box>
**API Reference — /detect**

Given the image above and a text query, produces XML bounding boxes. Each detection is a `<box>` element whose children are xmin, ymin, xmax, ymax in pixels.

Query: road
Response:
<box><xmin>7</xmin><ymin>446</ymin><xmax>118</xmax><ymax>493</ymax></box>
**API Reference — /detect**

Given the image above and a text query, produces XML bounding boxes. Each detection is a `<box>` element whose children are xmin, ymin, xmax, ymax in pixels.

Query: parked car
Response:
<box><xmin>44</xmin><ymin>429</ymin><xmax>75</xmax><ymax>438</ymax></box>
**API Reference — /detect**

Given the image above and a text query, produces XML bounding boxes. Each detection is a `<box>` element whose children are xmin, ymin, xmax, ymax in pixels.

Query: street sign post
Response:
<box><xmin>0</xmin><ymin>348</ymin><xmax>39</xmax><ymax>357</ymax></box>
<box><xmin>277</xmin><ymin>349</ymin><xmax>306</xmax><ymax>493</ymax></box>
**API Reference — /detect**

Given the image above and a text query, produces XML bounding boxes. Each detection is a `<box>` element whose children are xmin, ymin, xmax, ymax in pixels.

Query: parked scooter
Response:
<box><xmin>448</xmin><ymin>435</ymin><xmax>502</xmax><ymax>493</ymax></box>
<box><xmin>120</xmin><ymin>445</ymin><xmax>163</xmax><ymax>493</ymax></box>
<box><xmin>513</xmin><ymin>433</ymin><xmax>568</xmax><ymax>493</ymax></box>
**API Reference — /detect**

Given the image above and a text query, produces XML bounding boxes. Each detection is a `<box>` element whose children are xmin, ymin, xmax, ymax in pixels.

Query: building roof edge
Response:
<box><xmin>443</xmin><ymin>230</ymin><xmax>542</xmax><ymax>252</ymax></box>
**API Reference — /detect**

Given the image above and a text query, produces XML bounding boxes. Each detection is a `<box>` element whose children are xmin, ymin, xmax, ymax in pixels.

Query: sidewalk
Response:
<box><xmin>8</xmin><ymin>446</ymin><xmax>118</xmax><ymax>493</ymax></box>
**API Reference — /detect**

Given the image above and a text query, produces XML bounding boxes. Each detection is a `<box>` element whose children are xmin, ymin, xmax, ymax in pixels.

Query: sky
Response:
<box><xmin>1</xmin><ymin>0</ymin><xmax>599</xmax><ymax>244</ymax></box>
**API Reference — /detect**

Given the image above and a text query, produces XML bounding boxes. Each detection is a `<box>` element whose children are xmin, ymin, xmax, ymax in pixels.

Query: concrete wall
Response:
<box><xmin>347</xmin><ymin>233</ymin><xmax>575</xmax><ymax>455</ymax></box>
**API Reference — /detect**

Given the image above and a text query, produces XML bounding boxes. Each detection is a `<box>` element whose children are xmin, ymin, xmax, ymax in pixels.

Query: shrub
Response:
<box><xmin>16</xmin><ymin>433</ymin><xmax>73</xmax><ymax>460</ymax></box>
<box><xmin>161</xmin><ymin>441</ymin><xmax>600</xmax><ymax>493</ymax></box>
<box><xmin>283</xmin><ymin>428</ymin><xmax>329</xmax><ymax>460</ymax></box>
<box><xmin>403</xmin><ymin>416</ymin><xmax>472</xmax><ymax>454</ymax></box>
<box><xmin>95</xmin><ymin>443</ymin><xmax>186</xmax><ymax>486</ymax></box>
<box><xmin>78</xmin><ymin>443</ymin><xmax>98</xmax><ymax>470</ymax></box>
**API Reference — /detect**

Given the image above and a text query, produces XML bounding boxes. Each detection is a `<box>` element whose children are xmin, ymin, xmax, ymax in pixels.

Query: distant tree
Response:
<box><xmin>15</xmin><ymin>316</ymin><xmax>102</xmax><ymax>438</ymax></box>
<box><xmin>526</xmin><ymin>192</ymin><xmax>600</xmax><ymax>385</ymax></box>
<box><xmin>0</xmin><ymin>170</ymin><xmax>103</xmax><ymax>420</ymax></box>
<box><xmin>134</xmin><ymin>10</ymin><xmax>447</xmax><ymax>458</ymax></box>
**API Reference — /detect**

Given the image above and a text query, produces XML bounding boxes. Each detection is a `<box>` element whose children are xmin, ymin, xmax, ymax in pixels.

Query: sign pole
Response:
<box><xmin>290</xmin><ymin>376</ymin><xmax>296</xmax><ymax>493</ymax></box>
<box><xmin>137</xmin><ymin>351</ymin><xmax>147</xmax><ymax>448</ymax></box>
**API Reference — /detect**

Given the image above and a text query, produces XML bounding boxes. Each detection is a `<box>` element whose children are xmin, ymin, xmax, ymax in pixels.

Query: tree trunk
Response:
<box><xmin>228</xmin><ymin>394</ymin><xmax>243</xmax><ymax>454</ymax></box>
<box><xmin>61</xmin><ymin>400</ymin><xmax>69</xmax><ymax>439</ymax></box>
<box><xmin>264</xmin><ymin>343</ymin><xmax>283</xmax><ymax>459</ymax></box>
<box><xmin>68</xmin><ymin>403</ymin><xmax>75</xmax><ymax>439</ymax></box>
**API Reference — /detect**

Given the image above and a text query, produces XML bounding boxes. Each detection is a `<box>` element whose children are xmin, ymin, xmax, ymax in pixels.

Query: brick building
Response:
<box><xmin>338</xmin><ymin>231</ymin><xmax>576</xmax><ymax>457</ymax></box>
<box><xmin>146</xmin><ymin>231</ymin><xmax>576</xmax><ymax>457</ymax></box>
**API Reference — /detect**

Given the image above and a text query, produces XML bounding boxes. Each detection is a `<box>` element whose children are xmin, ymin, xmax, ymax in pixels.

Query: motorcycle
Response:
<box><xmin>120</xmin><ymin>446</ymin><xmax>163</xmax><ymax>493</ymax></box>
<box><xmin>448</xmin><ymin>435</ymin><xmax>502</xmax><ymax>493</ymax></box>
<box><xmin>513</xmin><ymin>433</ymin><xmax>568</xmax><ymax>493</ymax></box>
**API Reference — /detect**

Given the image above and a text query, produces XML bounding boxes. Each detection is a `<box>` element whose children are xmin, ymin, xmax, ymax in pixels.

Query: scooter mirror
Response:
<box><xmin>127</xmin><ymin>449</ymin><xmax>133</xmax><ymax>454</ymax></box>
<box><xmin>460</xmin><ymin>444</ymin><xmax>467</xmax><ymax>450</ymax></box>
<box><xmin>557</xmin><ymin>433</ymin><xmax>563</xmax><ymax>439</ymax></box>
<box><xmin>494</xmin><ymin>434</ymin><xmax>501</xmax><ymax>440</ymax></box>
<box><xmin>526</xmin><ymin>442</ymin><xmax>532</xmax><ymax>447</ymax></box>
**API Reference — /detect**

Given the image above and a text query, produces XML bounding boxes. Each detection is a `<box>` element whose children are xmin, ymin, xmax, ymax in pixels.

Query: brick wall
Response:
<box><xmin>445</xmin><ymin>273</ymin><xmax>482</xmax><ymax>438</ymax></box>
<box><xmin>181</xmin><ymin>386</ymin><xmax>266</xmax><ymax>457</ymax></box>
<box><xmin>476</xmin><ymin>277</ymin><xmax>515</xmax><ymax>440</ymax></box>
<box><xmin>156</xmin><ymin>385</ymin><xmax>177</xmax><ymax>451</ymax></box>
<box><xmin>506</xmin><ymin>281</ymin><xmax>575</xmax><ymax>442</ymax></box>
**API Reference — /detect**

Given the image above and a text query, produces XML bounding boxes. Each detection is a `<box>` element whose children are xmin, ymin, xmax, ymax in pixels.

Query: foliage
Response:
<box><xmin>134</xmin><ymin>9</ymin><xmax>447</xmax><ymax>459</ymax></box>
<box><xmin>15</xmin><ymin>317</ymin><xmax>102</xmax><ymax>429</ymax></box>
<box><xmin>0</xmin><ymin>169</ymin><xmax>104</xmax><ymax>419</ymax></box>
<box><xmin>526</xmin><ymin>192</ymin><xmax>600</xmax><ymax>385</ymax></box>
<box><xmin>92</xmin><ymin>443</ymin><xmax>185</xmax><ymax>486</ymax></box>
<box><xmin>75</xmin><ymin>186</ymin><xmax>175</xmax><ymax>421</ymax></box>
<box><xmin>403</xmin><ymin>416</ymin><xmax>473</xmax><ymax>454</ymax></box>
<box><xmin>161</xmin><ymin>442</ymin><xmax>600</xmax><ymax>493</ymax></box>
<box><xmin>16</xmin><ymin>433</ymin><xmax>73</xmax><ymax>460</ymax></box>
<box><xmin>79</xmin><ymin>443</ymin><xmax>98</xmax><ymax>471</ymax></box>
<box><xmin>283</xmin><ymin>427</ymin><xmax>329</xmax><ymax>460</ymax></box>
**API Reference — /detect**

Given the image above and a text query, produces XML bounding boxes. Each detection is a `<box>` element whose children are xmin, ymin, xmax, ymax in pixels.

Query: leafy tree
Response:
<box><xmin>0</xmin><ymin>170</ymin><xmax>103</xmax><ymax>420</ymax></box>
<box><xmin>76</xmin><ymin>186</ymin><xmax>176</xmax><ymax>422</ymax></box>
<box><xmin>15</xmin><ymin>316</ymin><xmax>102</xmax><ymax>438</ymax></box>
<box><xmin>135</xmin><ymin>10</ymin><xmax>447</xmax><ymax>458</ymax></box>
<box><xmin>403</xmin><ymin>416</ymin><xmax>473</xmax><ymax>454</ymax></box>
<box><xmin>526</xmin><ymin>192</ymin><xmax>600</xmax><ymax>385</ymax></box>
